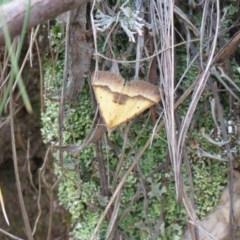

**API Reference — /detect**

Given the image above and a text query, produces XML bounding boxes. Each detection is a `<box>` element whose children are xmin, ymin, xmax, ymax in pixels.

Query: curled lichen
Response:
<box><xmin>94</xmin><ymin>6</ymin><xmax>151</xmax><ymax>42</ymax></box>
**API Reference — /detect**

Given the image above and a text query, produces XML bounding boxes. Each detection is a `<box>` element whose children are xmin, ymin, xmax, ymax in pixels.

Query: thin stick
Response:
<box><xmin>10</xmin><ymin>92</ymin><xmax>33</xmax><ymax>239</ymax></box>
<box><xmin>0</xmin><ymin>227</ymin><xmax>24</xmax><ymax>240</ymax></box>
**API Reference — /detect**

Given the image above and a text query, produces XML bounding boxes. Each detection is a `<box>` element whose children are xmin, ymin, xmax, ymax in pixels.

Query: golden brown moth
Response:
<box><xmin>91</xmin><ymin>71</ymin><xmax>161</xmax><ymax>129</ymax></box>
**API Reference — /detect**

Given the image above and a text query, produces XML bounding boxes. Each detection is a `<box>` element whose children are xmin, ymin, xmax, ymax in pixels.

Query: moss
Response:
<box><xmin>41</xmin><ymin>5</ymin><xmax>236</xmax><ymax>239</ymax></box>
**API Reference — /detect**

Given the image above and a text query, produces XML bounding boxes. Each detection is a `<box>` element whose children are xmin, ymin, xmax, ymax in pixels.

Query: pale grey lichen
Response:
<box><xmin>94</xmin><ymin>10</ymin><xmax>117</xmax><ymax>32</ymax></box>
<box><xmin>94</xmin><ymin>5</ymin><xmax>151</xmax><ymax>42</ymax></box>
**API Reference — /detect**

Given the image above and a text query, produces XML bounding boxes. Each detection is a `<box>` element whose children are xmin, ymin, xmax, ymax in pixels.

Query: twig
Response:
<box><xmin>10</xmin><ymin>91</ymin><xmax>33</xmax><ymax>239</ymax></box>
<box><xmin>196</xmin><ymin>147</ymin><xmax>228</xmax><ymax>162</ymax></box>
<box><xmin>32</xmin><ymin>145</ymin><xmax>52</xmax><ymax>235</ymax></box>
<box><xmin>58</xmin><ymin>11</ymin><xmax>70</xmax><ymax>169</ymax></box>
<box><xmin>0</xmin><ymin>186</ymin><xmax>9</xmax><ymax>225</ymax></box>
<box><xmin>0</xmin><ymin>227</ymin><xmax>24</xmax><ymax>240</ymax></box>
<box><xmin>26</xmin><ymin>138</ymin><xmax>38</xmax><ymax>192</ymax></box>
<box><xmin>211</xmin><ymin>66</ymin><xmax>240</xmax><ymax>101</ymax></box>
<box><xmin>0</xmin><ymin>0</ymin><xmax>88</xmax><ymax>45</ymax></box>
<box><xmin>177</xmin><ymin>0</ymin><xmax>220</xmax><ymax>199</ymax></box>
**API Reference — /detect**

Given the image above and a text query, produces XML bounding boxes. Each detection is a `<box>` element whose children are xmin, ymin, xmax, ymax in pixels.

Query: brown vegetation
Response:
<box><xmin>186</xmin><ymin>172</ymin><xmax>240</xmax><ymax>240</ymax></box>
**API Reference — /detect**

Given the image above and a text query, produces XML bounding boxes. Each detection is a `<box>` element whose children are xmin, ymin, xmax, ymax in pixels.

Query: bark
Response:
<box><xmin>0</xmin><ymin>0</ymin><xmax>88</xmax><ymax>45</ymax></box>
<box><xmin>66</xmin><ymin>5</ymin><xmax>93</xmax><ymax>101</ymax></box>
